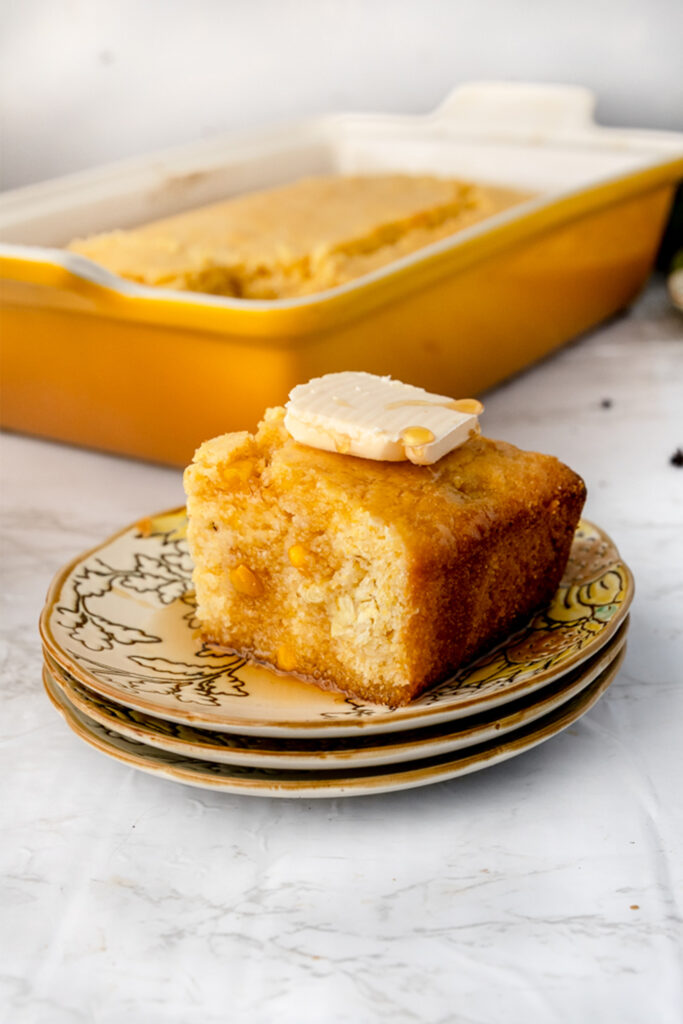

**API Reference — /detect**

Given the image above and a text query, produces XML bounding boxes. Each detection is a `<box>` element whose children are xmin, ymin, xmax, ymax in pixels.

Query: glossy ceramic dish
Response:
<box><xmin>43</xmin><ymin>647</ymin><xmax>624</xmax><ymax>798</ymax></box>
<box><xmin>2</xmin><ymin>82</ymin><xmax>682</xmax><ymax>465</ymax></box>
<box><xmin>40</xmin><ymin>508</ymin><xmax>634</xmax><ymax>737</ymax></box>
<box><xmin>44</xmin><ymin>623</ymin><xmax>627</xmax><ymax>769</ymax></box>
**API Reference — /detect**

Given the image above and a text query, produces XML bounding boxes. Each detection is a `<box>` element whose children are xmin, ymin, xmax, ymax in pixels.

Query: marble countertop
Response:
<box><xmin>2</xmin><ymin>280</ymin><xmax>682</xmax><ymax>1023</ymax></box>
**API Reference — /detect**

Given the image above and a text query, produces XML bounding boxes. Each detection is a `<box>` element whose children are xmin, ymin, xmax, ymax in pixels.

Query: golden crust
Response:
<box><xmin>68</xmin><ymin>174</ymin><xmax>529</xmax><ymax>299</ymax></box>
<box><xmin>184</xmin><ymin>408</ymin><xmax>586</xmax><ymax>706</ymax></box>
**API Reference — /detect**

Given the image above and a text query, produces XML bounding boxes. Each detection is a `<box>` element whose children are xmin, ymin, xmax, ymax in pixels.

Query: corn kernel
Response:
<box><xmin>221</xmin><ymin>460</ymin><xmax>254</xmax><ymax>491</ymax></box>
<box><xmin>276</xmin><ymin>644</ymin><xmax>297</xmax><ymax>672</ymax></box>
<box><xmin>229</xmin><ymin>564</ymin><xmax>263</xmax><ymax>597</ymax></box>
<box><xmin>401</xmin><ymin>426</ymin><xmax>435</xmax><ymax>447</ymax></box>
<box><xmin>288</xmin><ymin>543</ymin><xmax>308</xmax><ymax>569</ymax></box>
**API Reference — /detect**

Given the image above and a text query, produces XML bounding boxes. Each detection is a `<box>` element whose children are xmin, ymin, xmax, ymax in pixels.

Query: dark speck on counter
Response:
<box><xmin>670</xmin><ymin>448</ymin><xmax>683</xmax><ymax>467</ymax></box>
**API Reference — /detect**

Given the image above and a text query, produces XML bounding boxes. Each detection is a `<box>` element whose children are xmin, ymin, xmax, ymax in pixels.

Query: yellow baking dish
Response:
<box><xmin>1</xmin><ymin>82</ymin><xmax>682</xmax><ymax>466</ymax></box>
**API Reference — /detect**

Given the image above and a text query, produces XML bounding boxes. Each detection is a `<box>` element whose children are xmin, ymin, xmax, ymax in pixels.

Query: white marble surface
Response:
<box><xmin>1</xmin><ymin>280</ymin><xmax>682</xmax><ymax>1023</ymax></box>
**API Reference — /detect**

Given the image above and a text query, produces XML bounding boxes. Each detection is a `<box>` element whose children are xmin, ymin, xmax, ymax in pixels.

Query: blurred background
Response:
<box><xmin>2</xmin><ymin>0</ymin><xmax>682</xmax><ymax>190</ymax></box>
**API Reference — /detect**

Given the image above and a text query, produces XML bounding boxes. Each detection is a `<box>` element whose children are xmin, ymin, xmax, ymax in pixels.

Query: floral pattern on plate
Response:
<box><xmin>43</xmin><ymin>649</ymin><xmax>624</xmax><ymax>798</ymax></box>
<box><xmin>44</xmin><ymin>622</ymin><xmax>627</xmax><ymax>769</ymax></box>
<box><xmin>40</xmin><ymin>510</ymin><xmax>633</xmax><ymax>737</ymax></box>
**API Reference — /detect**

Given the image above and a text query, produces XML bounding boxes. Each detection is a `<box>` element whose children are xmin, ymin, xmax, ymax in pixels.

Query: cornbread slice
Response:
<box><xmin>68</xmin><ymin>174</ymin><xmax>528</xmax><ymax>298</ymax></box>
<box><xmin>183</xmin><ymin>407</ymin><xmax>586</xmax><ymax>707</ymax></box>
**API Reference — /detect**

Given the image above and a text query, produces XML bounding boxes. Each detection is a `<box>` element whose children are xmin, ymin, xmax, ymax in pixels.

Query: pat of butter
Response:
<box><xmin>284</xmin><ymin>372</ymin><xmax>483</xmax><ymax>465</ymax></box>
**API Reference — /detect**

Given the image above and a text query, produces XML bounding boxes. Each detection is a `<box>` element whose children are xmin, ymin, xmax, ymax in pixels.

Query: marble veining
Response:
<box><xmin>1</xmin><ymin>280</ymin><xmax>682</xmax><ymax>1023</ymax></box>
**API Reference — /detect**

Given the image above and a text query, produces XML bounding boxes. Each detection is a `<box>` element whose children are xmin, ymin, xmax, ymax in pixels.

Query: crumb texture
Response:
<box><xmin>184</xmin><ymin>408</ymin><xmax>586</xmax><ymax>707</ymax></box>
<box><xmin>68</xmin><ymin>174</ymin><xmax>529</xmax><ymax>298</ymax></box>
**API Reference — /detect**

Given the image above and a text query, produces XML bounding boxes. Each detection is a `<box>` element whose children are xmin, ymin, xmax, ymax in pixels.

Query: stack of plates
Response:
<box><xmin>40</xmin><ymin>510</ymin><xmax>633</xmax><ymax>799</ymax></box>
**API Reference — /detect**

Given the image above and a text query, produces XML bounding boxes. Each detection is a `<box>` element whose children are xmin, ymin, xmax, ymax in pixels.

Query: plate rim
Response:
<box><xmin>39</xmin><ymin>508</ymin><xmax>634</xmax><ymax>737</ymax></box>
<box><xmin>44</xmin><ymin>623</ymin><xmax>628</xmax><ymax>769</ymax></box>
<box><xmin>43</xmin><ymin>645</ymin><xmax>625</xmax><ymax>799</ymax></box>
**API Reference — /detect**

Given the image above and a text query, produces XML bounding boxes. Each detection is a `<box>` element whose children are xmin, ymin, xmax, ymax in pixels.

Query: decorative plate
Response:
<box><xmin>44</xmin><ymin>623</ymin><xmax>627</xmax><ymax>769</ymax></box>
<box><xmin>40</xmin><ymin>509</ymin><xmax>634</xmax><ymax>738</ymax></box>
<box><xmin>43</xmin><ymin>649</ymin><xmax>623</xmax><ymax>799</ymax></box>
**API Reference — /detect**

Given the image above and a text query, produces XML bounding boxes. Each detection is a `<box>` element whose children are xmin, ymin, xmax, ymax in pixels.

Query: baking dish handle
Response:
<box><xmin>431</xmin><ymin>81</ymin><xmax>597</xmax><ymax>136</ymax></box>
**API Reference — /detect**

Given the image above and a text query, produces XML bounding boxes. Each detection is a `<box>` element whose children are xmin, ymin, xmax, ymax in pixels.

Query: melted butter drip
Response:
<box><xmin>401</xmin><ymin>426</ymin><xmax>436</xmax><ymax>447</ymax></box>
<box><xmin>384</xmin><ymin>397</ymin><xmax>484</xmax><ymax>416</ymax></box>
<box><xmin>449</xmin><ymin>398</ymin><xmax>484</xmax><ymax>415</ymax></box>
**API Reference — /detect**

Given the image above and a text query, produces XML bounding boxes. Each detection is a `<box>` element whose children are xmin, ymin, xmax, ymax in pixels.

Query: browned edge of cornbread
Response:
<box><xmin>184</xmin><ymin>411</ymin><xmax>586</xmax><ymax>707</ymax></box>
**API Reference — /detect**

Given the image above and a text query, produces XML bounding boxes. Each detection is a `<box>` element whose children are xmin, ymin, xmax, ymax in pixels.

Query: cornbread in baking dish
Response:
<box><xmin>67</xmin><ymin>174</ymin><xmax>528</xmax><ymax>299</ymax></box>
<box><xmin>183</xmin><ymin>406</ymin><xmax>586</xmax><ymax>707</ymax></box>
